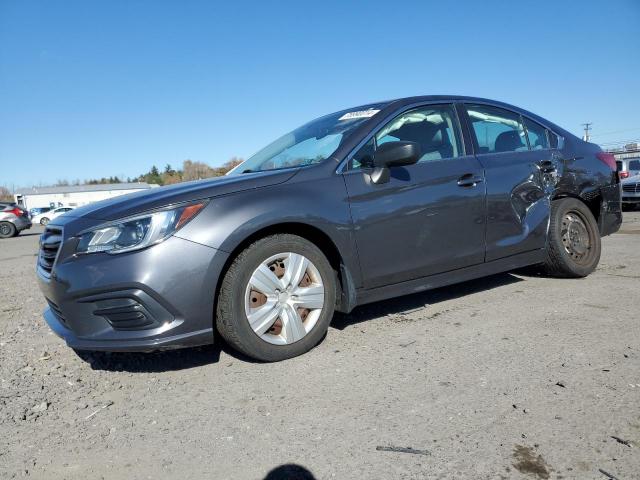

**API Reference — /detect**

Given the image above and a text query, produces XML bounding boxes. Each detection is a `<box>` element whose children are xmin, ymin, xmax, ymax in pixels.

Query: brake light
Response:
<box><xmin>6</xmin><ymin>207</ymin><xmax>24</xmax><ymax>217</ymax></box>
<box><xmin>596</xmin><ymin>152</ymin><xmax>616</xmax><ymax>170</ymax></box>
<box><xmin>619</xmin><ymin>171</ymin><xmax>630</xmax><ymax>179</ymax></box>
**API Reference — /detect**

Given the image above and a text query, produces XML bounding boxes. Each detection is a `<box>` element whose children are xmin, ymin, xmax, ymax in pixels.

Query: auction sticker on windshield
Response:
<box><xmin>338</xmin><ymin>109</ymin><xmax>380</xmax><ymax>121</ymax></box>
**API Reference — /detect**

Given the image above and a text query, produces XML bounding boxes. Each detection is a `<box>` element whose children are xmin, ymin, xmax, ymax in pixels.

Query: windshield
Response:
<box><xmin>229</xmin><ymin>105</ymin><xmax>385</xmax><ymax>174</ymax></box>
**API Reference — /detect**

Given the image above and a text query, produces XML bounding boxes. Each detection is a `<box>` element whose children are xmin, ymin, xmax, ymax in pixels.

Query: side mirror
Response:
<box><xmin>370</xmin><ymin>141</ymin><xmax>421</xmax><ymax>184</ymax></box>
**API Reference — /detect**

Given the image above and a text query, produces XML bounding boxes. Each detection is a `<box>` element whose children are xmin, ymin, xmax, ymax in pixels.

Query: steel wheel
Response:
<box><xmin>244</xmin><ymin>252</ymin><xmax>325</xmax><ymax>345</ymax></box>
<box><xmin>561</xmin><ymin>211</ymin><xmax>592</xmax><ymax>264</ymax></box>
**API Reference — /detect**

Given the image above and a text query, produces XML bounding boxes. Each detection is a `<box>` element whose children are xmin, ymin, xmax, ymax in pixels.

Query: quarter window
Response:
<box><xmin>466</xmin><ymin>105</ymin><xmax>528</xmax><ymax>154</ymax></box>
<box><xmin>351</xmin><ymin>104</ymin><xmax>462</xmax><ymax>169</ymax></box>
<box><xmin>523</xmin><ymin>117</ymin><xmax>549</xmax><ymax>150</ymax></box>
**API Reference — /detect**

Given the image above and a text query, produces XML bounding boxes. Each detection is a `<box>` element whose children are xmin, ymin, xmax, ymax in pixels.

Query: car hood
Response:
<box><xmin>63</xmin><ymin>169</ymin><xmax>298</xmax><ymax>222</ymax></box>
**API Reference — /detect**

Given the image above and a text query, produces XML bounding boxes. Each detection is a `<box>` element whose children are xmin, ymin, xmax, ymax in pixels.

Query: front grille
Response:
<box><xmin>38</xmin><ymin>227</ymin><xmax>63</xmax><ymax>275</ymax></box>
<box><xmin>622</xmin><ymin>183</ymin><xmax>640</xmax><ymax>193</ymax></box>
<box><xmin>47</xmin><ymin>300</ymin><xmax>69</xmax><ymax>328</ymax></box>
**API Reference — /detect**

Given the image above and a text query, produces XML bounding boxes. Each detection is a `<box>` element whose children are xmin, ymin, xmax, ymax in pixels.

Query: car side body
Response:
<box><xmin>32</xmin><ymin>206</ymin><xmax>75</xmax><ymax>226</ymax></box>
<box><xmin>36</xmin><ymin>96</ymin><xmax>622</xmax><ymax>358</ymax></box>
<box><xmin>30</xmin><ymin>207</ymin><xmax>53</xmax><ymax>217</ymax></box>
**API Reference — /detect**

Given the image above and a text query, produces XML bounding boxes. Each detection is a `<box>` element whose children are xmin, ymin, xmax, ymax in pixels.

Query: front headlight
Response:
<box><xmin>76</xmin><ymin>202</ymin><xmax>206</xmax><ymax>255</ymax></box>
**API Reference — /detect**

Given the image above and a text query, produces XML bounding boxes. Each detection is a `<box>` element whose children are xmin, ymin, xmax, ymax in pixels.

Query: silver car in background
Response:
<box><xmin>616</xmin><ymin>157</ymin><xmax>640</xmax><ymax>180</ymax></box>
<box><xmin>621</xmin><ymin>174</ymin><xmax>640</xmax><ymax>209</ymax></box>
<box><xmin>0</xmin><ymin>202</ymin><xmax>32</xmax><ymax>238</ymax></box>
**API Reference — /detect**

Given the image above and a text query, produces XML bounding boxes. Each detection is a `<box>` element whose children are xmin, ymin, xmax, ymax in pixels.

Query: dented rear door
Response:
<box><xmin>462</xmin><ymin>103</ymin><xmax>556</xmax><ymax>262</ymax></box>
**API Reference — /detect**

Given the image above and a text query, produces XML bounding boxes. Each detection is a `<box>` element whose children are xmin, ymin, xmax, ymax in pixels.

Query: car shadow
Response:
<box><xmin>17</xmin><ymin>232</ymin><xmax>43</xmax><ymax>237</ymax></box>
<box><xmin>332</xmin><ymin>272</ymin><xmax>523</xmax><ymax>329</ymax></box>
<box><xmin>75</xmin><ymin>336</ymin><xmax>259</xmax><ymax>373</ymax></box>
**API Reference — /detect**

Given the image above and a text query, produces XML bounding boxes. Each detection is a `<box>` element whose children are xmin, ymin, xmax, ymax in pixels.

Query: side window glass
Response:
<box><xmin>351</xmin><ymin>138</ymin><xmax>375</xmax><ymax>169</ymax></box>
<box><xmin>375</xmin><ymin>105</ymin><xmax>462</xmax><ymax>163</ymax></box>
<box><xmin>523</xmin><ymin>117</ymin><xmax>550</xmax><ymax>150</ymax></box>
<box><xmin>349</xmin><ymin>104</ymin><xmax>462</xmax><ymax>170</ymax></box>
<box><xmin>466</xmin><ymin>105</ymin><xmax>528</xmax><ymax>154</ymax></box>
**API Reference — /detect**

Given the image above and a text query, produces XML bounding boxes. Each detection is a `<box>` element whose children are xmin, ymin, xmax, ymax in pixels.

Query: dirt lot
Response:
<box><xmin>1</xmin><ymin>214</ymin><xmax>639</xmax><ymax>480</ymax></box>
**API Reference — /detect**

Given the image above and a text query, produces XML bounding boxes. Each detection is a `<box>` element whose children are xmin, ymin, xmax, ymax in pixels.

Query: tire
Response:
<box><xmin>0</xmin><ymin>222</ymin><xmax>17</xmax><ymax>239</ymax></box>
<box><xmin>540</xmin><ymin>198</ymin><xmax>601</xmax><ymax>278</ymax></box>
<box><xmin>40</xmin><ymin>217</ymin><xmax>49</xmax><ymax>225</ymax></box>
<box><xmin>216</xmin><ymin>234</ymin><xmax>336</xmax><ymax>362</ymax></box>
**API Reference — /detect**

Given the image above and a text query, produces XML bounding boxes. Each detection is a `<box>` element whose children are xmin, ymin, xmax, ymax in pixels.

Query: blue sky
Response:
<box><xmin>1</xmin><ymin>0</ymin><xmax>639</xmax><ymax>188</ymax></box>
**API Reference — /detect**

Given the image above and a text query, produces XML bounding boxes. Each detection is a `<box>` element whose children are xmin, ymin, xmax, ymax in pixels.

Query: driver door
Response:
<box><xmin>343</xmin><ymin>103</ymin><xmax>486</xmax><ymax>289</ymax></box>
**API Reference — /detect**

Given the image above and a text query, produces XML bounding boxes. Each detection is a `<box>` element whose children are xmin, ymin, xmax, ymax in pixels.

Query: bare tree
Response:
<box><xmin>0</xmin><ymin>186</ymin><xmax>13</xmax><ymax>202</ymax></box>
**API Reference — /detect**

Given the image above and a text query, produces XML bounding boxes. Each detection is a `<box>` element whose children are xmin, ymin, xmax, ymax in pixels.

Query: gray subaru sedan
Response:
<box><xmin>37</xmin><ymin>96</ymin><xmax>622</xmax><ymax>361</ymax></box>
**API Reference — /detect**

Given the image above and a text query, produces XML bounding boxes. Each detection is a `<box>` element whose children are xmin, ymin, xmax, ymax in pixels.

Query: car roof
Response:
<box><xmin>345</xmin><ymin>95</ymin><xmax>571</xmax><ymax>138</ymax></box>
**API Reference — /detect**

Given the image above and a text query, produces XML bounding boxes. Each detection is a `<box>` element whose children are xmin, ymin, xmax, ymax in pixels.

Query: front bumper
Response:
<box><xmin>38</xmin><ymin>234</ymin><xmax>229</xmax><ymax>352</ymax></box>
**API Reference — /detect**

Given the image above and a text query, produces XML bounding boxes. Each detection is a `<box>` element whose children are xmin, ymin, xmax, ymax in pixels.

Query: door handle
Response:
<box><xmin>457</xmin><ymin>173</ymin><xmax>484</xmax><ymax>187</ymax></box>
<box><xmin>538</xmin><ymin>160</ymin><xmax>556</xmax><ymax>173</ymax></box>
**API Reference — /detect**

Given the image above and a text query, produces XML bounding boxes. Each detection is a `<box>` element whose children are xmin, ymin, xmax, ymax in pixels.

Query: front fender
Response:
<box><xmin>174</xmin><ymin>171</ymin><xmax>363</xmax><ymax>289</ymax></box>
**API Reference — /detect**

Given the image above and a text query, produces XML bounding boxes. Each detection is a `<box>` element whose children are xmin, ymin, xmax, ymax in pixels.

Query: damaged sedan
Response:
<box><xmin>37</xmin><ymin>96</ymin><xmax>622</xmax><ymax>361</ymax></box>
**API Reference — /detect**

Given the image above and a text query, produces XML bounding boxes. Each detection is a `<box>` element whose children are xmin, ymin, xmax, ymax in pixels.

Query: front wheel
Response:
<box><xmin>216</xmin><ymin>234</ymin><xmax>336</xmax><ymax>362</ymax></box>
<box><xmin>40</xmin><ymin>217</ymin><xmax>50</xmax><ymax>225</ymax></box>
<box><xmin>541</xmin><ymin>198</ymin><xmax>601</xmax><ymax>278</ymax></box>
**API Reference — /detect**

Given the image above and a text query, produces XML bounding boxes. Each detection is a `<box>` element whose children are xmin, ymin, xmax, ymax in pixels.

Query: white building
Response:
<box><xmin>14</xmin><ymin>183</ymin><xmax>158</xmax><ymax>211</ymax></box>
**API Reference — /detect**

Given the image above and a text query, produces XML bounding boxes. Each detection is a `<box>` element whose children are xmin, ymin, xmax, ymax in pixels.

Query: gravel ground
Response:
<box><xmin>1</xmin><ymin>213</ymin><xmax>639</xmax><ymax>480</ymax></box>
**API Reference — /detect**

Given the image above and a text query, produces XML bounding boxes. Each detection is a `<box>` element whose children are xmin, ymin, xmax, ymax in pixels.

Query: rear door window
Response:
<box><xmin>466</xmin><ymin>104</ymin><xmax>528</xmax><ymax>154</ymax></box>
<box><xmin>523</xmin><ymin>117</ymin><xmax>550</xmax><ymax>150</ymax></box>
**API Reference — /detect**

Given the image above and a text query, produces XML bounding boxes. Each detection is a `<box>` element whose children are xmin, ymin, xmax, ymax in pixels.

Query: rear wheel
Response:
<box><xmin>541</xmin><ymin>198</ymin><xmax>601</xmax><ymax>278</ymax></box>
<box><xmin>216</xmin><ymin>234</ymin><xmax>336</xmax><ymax>362</ymax></box>
<box><xmin>0</xmin><ymin>222</ymin><xmax>17</xmax><ymax>239</ymax></box>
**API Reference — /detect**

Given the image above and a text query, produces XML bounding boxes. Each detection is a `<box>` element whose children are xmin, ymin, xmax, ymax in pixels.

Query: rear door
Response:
<box><xmin>343</xmin><ymin>103</ymin><xmax>486</xmax><ymax>289</ymax></box>
<box><xmin>462</xmin><ymin>103</ymin><xmax>559</xmax><ymax>262</ymax></box>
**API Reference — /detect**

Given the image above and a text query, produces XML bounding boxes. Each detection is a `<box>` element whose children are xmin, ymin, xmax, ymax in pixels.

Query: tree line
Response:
<box><xmin>54</xmin><ymin>158</ymin><xmax>244</xmax><ymax>187</ymax></box>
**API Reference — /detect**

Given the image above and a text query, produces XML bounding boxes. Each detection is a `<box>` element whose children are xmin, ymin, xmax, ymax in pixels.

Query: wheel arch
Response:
<box><xmin>552</xmin><ymin>190</ymin><xmax>602</xmax><ymax>224</ymax></box>
<box><xmin>213</xmin><ymin>222</ymin><xmax>357</xmax><ymax>320</ymax></box>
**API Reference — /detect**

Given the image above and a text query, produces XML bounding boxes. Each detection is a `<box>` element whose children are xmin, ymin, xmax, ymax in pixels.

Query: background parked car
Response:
<box><xmin>29</xmin><ymin>206</ymin><xmax>53</xmax><ymax>218</ymax></box>
<box><xmin>32</xmin><ymin>206</ymin><xmax>74</xmax><ymax>225</ymax></box>
<box><xmin>0</xmin><ymin>202</ymin><xmax>32</xmax><ymax>238</ymax></box>
<box><xmin>621</xmin><ymin>173</ymin><xmax>640</xmax><ymax>210</ymax></box>
<box><xmin>616</xmin><ymin>157</ymin><xmax>640</xmax><ymax>180</ymax></box>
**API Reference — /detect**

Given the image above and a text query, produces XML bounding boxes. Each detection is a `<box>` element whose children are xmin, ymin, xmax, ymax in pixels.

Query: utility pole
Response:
<box><xmin>581</xmin><ymin>122</ymin><xmax>592</xmax><ymax>142</ymax></box>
